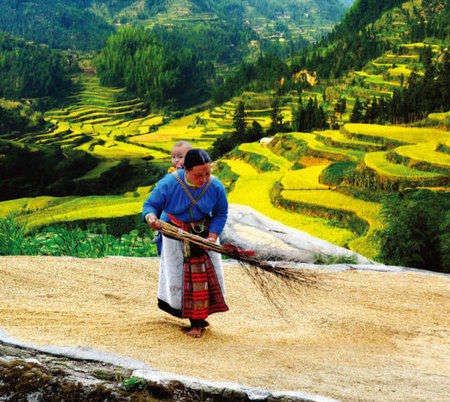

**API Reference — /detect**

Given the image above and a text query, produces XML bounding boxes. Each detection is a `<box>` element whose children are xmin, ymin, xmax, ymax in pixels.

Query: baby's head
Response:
<box><xmin>171</xmin><ymin>141</ymin><xmax>192</xmax><ymax>170</ymax></box>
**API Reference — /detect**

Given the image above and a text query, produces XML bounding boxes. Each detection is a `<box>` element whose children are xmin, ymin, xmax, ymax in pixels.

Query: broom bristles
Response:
<box><xmin>158</xmin><ymin>221</ymin><xmax>317</xmax><ymax>315</ymax></box>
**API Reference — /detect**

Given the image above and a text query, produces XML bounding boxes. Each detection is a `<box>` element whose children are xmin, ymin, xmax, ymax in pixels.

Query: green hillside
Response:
<box><xmin>0</xmin><ymin>0</ymin><xmax>345</xmax><ymax>53</ymax></box>
<box><xmin>0</xmin><ymin>0</ymin><xmax>448</xmax><ymax>271</ymax></box>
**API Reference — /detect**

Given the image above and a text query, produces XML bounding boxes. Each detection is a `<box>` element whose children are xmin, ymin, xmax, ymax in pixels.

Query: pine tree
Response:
<box><xmin>269</xmin><ymin>97</ymin><xmax>283</xmax><ymax>133</ymax></box>
<box><xmin>350</xmin><ymin>97</ymin><xmax>363</xmax><ymax>123</ymax></box>
<box><xmin>233</xmin><ymin>100</ymin><xmax>246</xmax><ymax>137</ymax></box>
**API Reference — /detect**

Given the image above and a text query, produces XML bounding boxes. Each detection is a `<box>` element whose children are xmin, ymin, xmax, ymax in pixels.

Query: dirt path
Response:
<box><xmin>0</xmin><ymin>256</ymin><xmax>449</xmax><ymax>401</ymax></box>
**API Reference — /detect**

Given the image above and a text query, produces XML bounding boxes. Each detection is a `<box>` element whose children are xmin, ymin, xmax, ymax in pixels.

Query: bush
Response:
<box><xmin>377</xmin><ymin>190</ymin><xmax>449</xmax><ymax>273</ymax></box>
<box><xmin>319</xmin><ymin>161</ymin><xmax>357</xmax><ymax>186</ymax></box>
<box><xmin>0</xmin><ymin>216</ymin><xmax>157</xmax><ymax>258</ymax></box>
<box><xmin>0</xmin><ymin>215</ymin><xmax>38</xmax><ymax>255</ymax></box>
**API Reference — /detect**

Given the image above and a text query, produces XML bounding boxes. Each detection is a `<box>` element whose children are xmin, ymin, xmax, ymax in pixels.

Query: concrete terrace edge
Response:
<box><xmin>0</xmin><ymin>329</ymin><xmax>336</xmax><ymax>402</ymax></box>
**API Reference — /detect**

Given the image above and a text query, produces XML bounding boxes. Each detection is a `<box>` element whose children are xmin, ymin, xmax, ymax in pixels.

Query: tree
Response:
<box><xmin>233</xmin><ymin>100</ymin><xmax>246</xmax><ymax>136</ymax></box>
<box><xmin>377</xmin><ymin>190</ymin><xmax>447</xmax><ymax>272</ymax></box>
<box><xmin>334</xmin><ymin>97</ymin><xmax>347</xmax><ymax>121</ymax></box>
<box><xmin>269</xmin><ymin>97</ymin><xmax>283</xmax><ymax>134</ymax></box>
<box><xmin>350</xmin><ymin>97</ymin><xmax>364</xmax><ymax>123</ymax></box>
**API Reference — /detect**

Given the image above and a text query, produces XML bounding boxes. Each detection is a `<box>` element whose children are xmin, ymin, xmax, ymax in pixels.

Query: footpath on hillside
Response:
<box><xmin>0</xmin><ymin>256</ymin><xmax>449</xmax><ymax>401</ymax></box>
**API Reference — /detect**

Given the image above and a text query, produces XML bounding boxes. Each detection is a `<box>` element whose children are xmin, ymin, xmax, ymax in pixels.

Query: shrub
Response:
<box><xmin>0</xmin><ymin>214</ymin><xmax>38</xmax><ymax>255</ymax></box>
<box><xmin>313</xmin><ymin>253</ymin><xmax>358</xmax><ymax>265</ymax></box>
<box><xmin>319</xmin><ymin>161</ymin><xmax>357</xmax><ymax>186</ymax></box>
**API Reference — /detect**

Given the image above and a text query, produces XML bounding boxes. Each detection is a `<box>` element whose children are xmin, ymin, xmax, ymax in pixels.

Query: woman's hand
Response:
<box><xmin>207</xmin><ymin>232</ymin><xmax>218</xmax><ymax>243</ymax></box>
<box><xmin>146</xmin><ymin>214</ymin><xmax>162</xmax><ymax>230</ymax></box>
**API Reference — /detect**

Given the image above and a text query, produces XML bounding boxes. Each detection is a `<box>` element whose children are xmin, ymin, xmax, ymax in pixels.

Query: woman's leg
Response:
<box><xmin>185</xmin><ymin>319</ymin><xmax>208</xmax><ymax>338</ymax></box>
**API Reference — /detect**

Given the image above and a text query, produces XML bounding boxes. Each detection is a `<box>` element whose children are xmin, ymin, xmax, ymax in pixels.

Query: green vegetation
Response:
<box><xmin>0</xmin><ymin>135</ymin><xmax>165</xmax><ymax>201</ymax></box>
<box><xmin>0</xmin><ymin>1</ymin><xmax>114</xmax><ymax>50</ymax></box>
<box><xmin>319</xmin><ymin>161</ymin><xmax>358</xmax><ymax>185</ymax></box>
<box><xmin>0</xmin><ymin>33</ymin><xmax>73</xmax><ymax>100</ymax></box>
<box><xmin>377</xmin><ymin>190</ymin><xmax>449</xmax><ymax>272</ymax></box>
<box><xmin>96</xmin><ymin>26</ymin><xmax>213</xmax><ymax>109</ymax></box>
<box><xmin>313</xmin><ymin>253</ymin><xmax>358</xmax><ymax>265</ymax></box>
<box><xmin>0</xmin><ymin>215</ymin><xmax>157</xmax><ymax>258</ymax></box>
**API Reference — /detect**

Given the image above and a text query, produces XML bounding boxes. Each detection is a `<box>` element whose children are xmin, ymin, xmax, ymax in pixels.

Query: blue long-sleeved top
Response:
<box><xmin>142</xmin><ymin>170</ymin><xmax>228</xmax><ymax>235</ymax></box>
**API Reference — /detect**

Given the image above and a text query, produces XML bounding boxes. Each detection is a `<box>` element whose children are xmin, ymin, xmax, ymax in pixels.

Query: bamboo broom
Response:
<box><xmin>158</xmin><ymin>221</ymin><xmax>317</xmax><ymax>314</ymax></box>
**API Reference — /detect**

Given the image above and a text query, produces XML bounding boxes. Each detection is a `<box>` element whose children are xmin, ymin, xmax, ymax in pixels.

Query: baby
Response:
<box><xmin>168</xmin><ymin>141</ymin><xmax>192</xmax><ymax>173</ymax></box>
<box><xmin>153</xmin><ymin>141</ymin><xmax>192</xmax><ymax>254</ymax></box>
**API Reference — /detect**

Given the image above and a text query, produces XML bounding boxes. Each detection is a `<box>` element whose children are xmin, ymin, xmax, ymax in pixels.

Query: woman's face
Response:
<box><xmin>185</xmin><ymin>163</ymin><xmax>211</xmax><ymax>187</ymax></box>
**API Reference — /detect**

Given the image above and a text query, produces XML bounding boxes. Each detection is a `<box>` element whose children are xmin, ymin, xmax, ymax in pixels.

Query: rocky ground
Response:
<box><xmin>0</xmin><ymin>342</ymin><xmax>262</xmax><ymax>401</ymax></box>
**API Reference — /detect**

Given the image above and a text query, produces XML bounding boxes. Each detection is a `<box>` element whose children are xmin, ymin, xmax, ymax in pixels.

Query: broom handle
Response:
<box><xmin>158</xmin><ymin>221</ymin><xmax>269</xmax><ymax>268</ymax></box>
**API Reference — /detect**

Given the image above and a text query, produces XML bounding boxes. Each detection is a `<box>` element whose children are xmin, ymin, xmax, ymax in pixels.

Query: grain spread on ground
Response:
<box><xmin>0</xmin><ymin>256</ymin><xmax>449</xmax><ymax>401</ymax></box>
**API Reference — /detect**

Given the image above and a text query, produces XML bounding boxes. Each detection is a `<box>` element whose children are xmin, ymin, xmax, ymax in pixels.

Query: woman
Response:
<box><xmin>143</xmin><ymin>149</ymin><xmax>228</xmax><ymax>338</ymax></box>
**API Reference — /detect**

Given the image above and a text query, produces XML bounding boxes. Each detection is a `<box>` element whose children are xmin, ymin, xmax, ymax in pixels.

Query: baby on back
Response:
<box><xmin>153</xmin><ymin>141</ymin><xmax>192</xmax><ymax>254</ymax></box>
<box><xmin>168</xmin><ymin>141</ymin><xmax>192</xmax><ymax>174</ymax></box>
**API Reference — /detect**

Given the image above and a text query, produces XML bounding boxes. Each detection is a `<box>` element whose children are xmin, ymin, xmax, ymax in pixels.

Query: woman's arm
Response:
<box><xmin>208</xmin><ymin>181</ymin><xmax>228</xmax><ymax>238</ymax></box>
<box><xmin>142</xmin><ymin>180</ymin><xmax>168</xmax><ymax>228</ymax></box>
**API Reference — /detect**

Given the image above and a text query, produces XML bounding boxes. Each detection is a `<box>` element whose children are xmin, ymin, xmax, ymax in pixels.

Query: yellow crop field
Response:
<box><xmin>315</xmin><ymin>130</ymin><xmax>383</xmax><ymax>148</ymax></box>
<box><xmin>238</xmin><ymin>143</ymin><xmax>293</xmax><ymax>169</ymax></box>
<box><xmin>281</xmin><ymin>165</ymin><xmax>329</xmax><ymax>189</ymax></box>
<box><xmin>395</xmin><ymin>142</ymin><xmax>450</xmax><ymax>168</ymax></box>
<box><xmin>0</xmin><ymin>194</ymin><xmax>147</xmax><ymax>230</ymax></box>
<box><xmin>364</xmin><ymin>151</ymin><xmax>443</xmax><ymax>179</ymax></box>
<box><xmin>222</xmin><ymin>159</ymin><xmax>259</xmax><ymax>176</ymax></box>
<box><xmin>77</xmin><ymin>161</ymin><xmax>121</xmax><ymax>180</ymax></box>
<box><xmin>291</xmin><ymin>132</ymin><xmax>365</xmax><ymax>161</ymax></box>
<box><xmin>226</xmin><ymin>163</ymin><xmax>355</xmax><ymax>246</ymax></box>
<box><xmin>280</xmin><ymin>189</ymin><xmax>383</xmax><ymax>258</ymax></box>
<box><xmin>280</xmin><ymin>190</ymin><xmax>383</xmax><ymax>230</ymax></box>
<box><xmin>0</xmin><ymin>196</ymin><xmax>75</xmax><ymax>219</ymax></box>
<box><xmin>428</xmin><ymin>111</ymin><xmax>450</xmax><ymax>121</ymax></box>
<box><xmin>75</xmin><ymin>140</ymin><xmax>159</xmax><ymax>159</ymax></box>
<box><xmin>344</xmin><ymin>123</ymin><xmax>450</xmax><ymax>144</ymax></box>
<box><xmin>387</xmin><ymin>65</ymin><xmax>415</xmax><ymax>77</ymax></box>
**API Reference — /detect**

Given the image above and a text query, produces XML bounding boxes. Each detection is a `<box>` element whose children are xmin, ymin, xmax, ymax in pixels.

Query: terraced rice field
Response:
<box><xmin>290</xmin><ymin>132</ymin><xmax>365</xmax><ymax>161</ymax></box>
<box><xmin>1</xmin><ymin>192</ymin><xmax>150</xmax><ymax>231</ymax></box>
<box><xmin>217</xmin><ymin>121</ymin><xmax>449</xmax><ymax>259</ymax></box>
<box><xmin>364</xmin><ymin>152</ymin><xmax>443</xmax><ymax>181</ymax></box>
<box><xmin>223</xmin><ymin>157</ymin><xmax>356</xmax><ymax>248</ymax></box>
<box><xmin>394</xmin><ymin>142</ymin><xmax>450</xmax><ymax>169</ymax></box>
<box><xmin>343</xmin><ymin>123</ymin><xmax>450</xmax><ymax>145</ymax></box>
<box><xmin>2</xmin><ymin>67</ymin><xmax>448</xmax><ymax>261</ymax></box>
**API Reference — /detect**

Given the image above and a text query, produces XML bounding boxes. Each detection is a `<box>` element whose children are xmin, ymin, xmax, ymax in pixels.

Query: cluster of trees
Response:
<box><xmin>0</xmin><ymin>145</ymin><xmax>98</xmax><ymax>201</ymax></box>
<box><xmin>96</xmin><ymin>27</ymin><xmax>214</xmax><ymax>110</ymax></box>
<box><xmin>0</xmin><ymin>0</ymin><xmax>113</xmax><ymax>51</ymax></box>
<box><xmin>389</xmin><ymin>52</ymin><xmax>449</xmax><ymax>123</ymax></box>
<box><xmin>210</xmin><ymin>95</ymin><xmax>329</xmax><ymax>159</ymax></box>
<box><xmin>209</xmin><ymin>100</ymin><xmax>266</xmax><ymax>160</ymax></box>
<box><xmin>292</xmin><ymin>97</ymin><xmax>328</xmax><ymax>132</ymax></box>
<box><xmin>406</xmin><ymin>0</ymin><xmax>450</xmax><ymax>42</ymax></box>
<box><xmin>213</xmin><ymin>54</ymin><xmax>290</xmax><ymax>103</ymax></box>
<box><xmin>329</xmin><ymin>0</ymin><xmax>405</xmax><ymax>40</ymax></box>
<box><xmin>0</xmin><ymin>105</ymin><xmax>43</xmax><ymax>133</ymax></box>
<box><xmin>293</xmin><ymin>29</ymin><xmax>389</xmax><ymax>80</ymax></box>
<box><xmin>285</xmin><ymin>0</ymin><xmax>404</xmax><ymax>81</ymax></box>
<box><xmin>151</xmin><ymin>22</ymin><xmax>254</xmax><ymax>67</ymax></box>
<box><xmin>289</xmin><ymin>0</ymin><xmax>448</xmax><ymax>82</ymax></box>
<box><xmin>377</xmin><ymin>189</ymin><xmax>449</xmax><ymax>273</ymax></box>
<box><xmin>0</xmin><ymin>143</ymin><xmax>165</xmax><ymax>201</ymax></box>
<box><xmin>350</xmin><ymin>51</ymin><xmax>450</xmax><ymax>124</ymax></box>
<box><xmin>0</xmin><ymin>34</ymin><xmax>73</xmax><ymax>100</ymax></box>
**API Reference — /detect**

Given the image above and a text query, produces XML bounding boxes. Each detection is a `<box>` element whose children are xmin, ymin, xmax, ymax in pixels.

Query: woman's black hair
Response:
<box><xmin>184</xmin><ymin>149</ymin><xmax>212</xmax><ymax>170</ymax></box>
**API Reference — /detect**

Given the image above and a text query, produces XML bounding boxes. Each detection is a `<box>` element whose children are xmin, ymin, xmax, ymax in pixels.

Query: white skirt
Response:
<box><xmin>157</xmin><ymin>234</ymin><xmax>226</xmax><ymax>317</ymax></box>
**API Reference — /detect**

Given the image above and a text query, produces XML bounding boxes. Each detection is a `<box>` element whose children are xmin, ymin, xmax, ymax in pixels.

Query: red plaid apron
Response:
<box><xmin>168</xmin><ymin>214</ymin><xmax>229</xmax><ymax>320</ymax></box>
